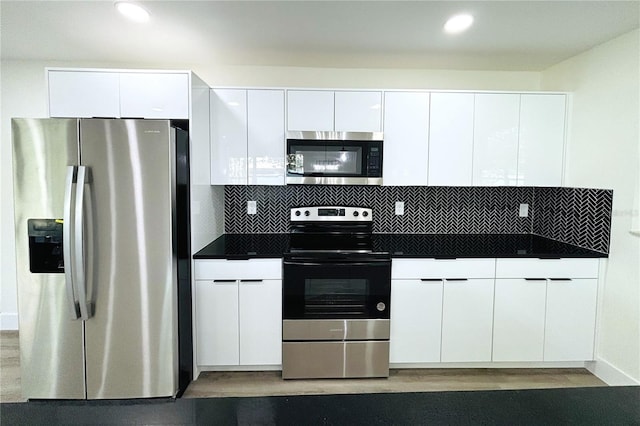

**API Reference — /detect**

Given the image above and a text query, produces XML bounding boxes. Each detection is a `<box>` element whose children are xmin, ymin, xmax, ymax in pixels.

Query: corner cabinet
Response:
<box><xmin>210</xmin><ymin>88</ymin><xmax>285</xmax><ymax>185</ymax></box>
<box><xmin>286</xmin><ymin>90</ymin><xmax>382</xmax><ymax>132</ymax></box>
<box><xmin>194</xmin><ymin>259</ymin><xmax>282</xmax><ymax>368</ymax></box>
<box><xmin>47</xmin><ymin>69</ymin><xmax>190</xmax><ymax>119</ymax></box>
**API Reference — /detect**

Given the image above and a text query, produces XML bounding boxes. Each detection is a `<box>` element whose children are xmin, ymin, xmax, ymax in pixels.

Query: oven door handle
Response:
<box><xmin>284</xmin><ymin>260</ymin><xmax>389</xmax><ymax>267</ymax></box>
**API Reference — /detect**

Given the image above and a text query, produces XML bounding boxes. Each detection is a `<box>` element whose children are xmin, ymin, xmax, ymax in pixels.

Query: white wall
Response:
<box><xmin>541</xmin><ymin>29</ymin><xmax>640</xmax><ymax>384</ymax></box>
<box><xmin>0</xmin><ymin>59</ymin><xmax>542</xmax><ymax>329</ymax></box>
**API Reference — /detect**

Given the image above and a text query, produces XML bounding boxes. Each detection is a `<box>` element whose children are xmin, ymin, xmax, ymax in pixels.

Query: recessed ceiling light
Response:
<box><xmin>115</xmin><ymin>1</ymin><xmax>150</xmax><ymax>23</ymax></box>
<box><xmin>444</xmin><ymin>14</ymin><xmax>474</xmax><ymax>34</ymax></box>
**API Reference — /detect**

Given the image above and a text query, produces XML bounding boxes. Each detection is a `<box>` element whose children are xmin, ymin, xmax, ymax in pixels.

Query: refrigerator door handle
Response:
<box><xmin>63</xmin><ymin>166</ymin><xmax>81</xmax><ymax>319</ymax></box>
<box><xmin>74</xmin><ymin>166</ymin><xmax>93</xmax><ymax>320</ymax></box>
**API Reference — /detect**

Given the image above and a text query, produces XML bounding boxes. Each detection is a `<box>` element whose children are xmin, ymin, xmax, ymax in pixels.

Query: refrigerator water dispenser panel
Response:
<box><xmin>28</xmin><ymin>219</ymin><xmax>64</xmax><ymax>273</ymax></box>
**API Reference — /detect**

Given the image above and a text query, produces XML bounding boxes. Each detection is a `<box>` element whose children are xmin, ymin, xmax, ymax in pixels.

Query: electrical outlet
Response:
<box><xmin>247</xmin><ymin>200</ymin><xmax>257</xmax><ymax>215</ymax></box>
<box><xmin>395</xmin><ymin>201</ymin><xmax>405</xmax><ymax>215</ymax></box>
<box><xmin>519</xmin><ymin>203</ymin><xmax>529</xmax><ymax>218</ymax></box>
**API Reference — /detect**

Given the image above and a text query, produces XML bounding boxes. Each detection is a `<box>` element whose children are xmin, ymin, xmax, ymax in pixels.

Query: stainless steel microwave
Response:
<box><xmin>286</xmin><ymin>131</ymin><xmax>383</xmax><ymax>185</ymax></box>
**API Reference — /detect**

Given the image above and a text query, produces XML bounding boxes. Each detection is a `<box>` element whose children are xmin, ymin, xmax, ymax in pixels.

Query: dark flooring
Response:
<box><xmin>1</xmin><ymin>386</ymin><xmax>638</xmax><ymax>425</ymax></box>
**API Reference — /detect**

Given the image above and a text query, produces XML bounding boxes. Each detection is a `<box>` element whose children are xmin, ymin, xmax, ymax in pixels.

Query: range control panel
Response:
<box><xmin>290</xmin><ymin>206</ymin><xmax>373</xmax><ymax>222</ymax></box>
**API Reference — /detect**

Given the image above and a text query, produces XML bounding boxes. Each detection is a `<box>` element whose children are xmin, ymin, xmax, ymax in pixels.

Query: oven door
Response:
<box><xmin>282</xmin><ymin>256</ymin><xmax>391</xmax><ymax>320</ymax></box>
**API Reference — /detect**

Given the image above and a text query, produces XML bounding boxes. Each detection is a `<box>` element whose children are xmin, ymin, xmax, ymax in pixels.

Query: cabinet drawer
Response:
<box><xmin>194</xmin><ymin>259</ymin><xmax>282</xmax><ymax>280</ymax></box>
<box><xmin>392</xmin><ymin>258</ymin><xmax>495</xmax><ymax>279</ymax></box>
<box><xmin>495</xmin><ymin>258</ymin><xmax>599</xmax><ymax>279</ymax></box>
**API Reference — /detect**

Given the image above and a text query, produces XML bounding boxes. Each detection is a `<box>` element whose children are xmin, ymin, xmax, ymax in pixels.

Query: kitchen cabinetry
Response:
<box><xmin>194</xmin><ymin>259</ymin><xmax>282</xmax><ymax>367</ymax></box>
<box><xmin>390</xmin><ymin>278</ymin><xmax>443</xmax><ymax>363</ymax></box>
<box><xmin>47</xmin><ymin>69</ymin><xmax>190</xmax><ymax>119</ymax></box>
<box><xmin>428</xmin><ymin>93</ymin><xmax>474</xmax><ymax>186</ymax></box>
<box><xmin>391</xmin><ymin>259</ymin><xmax>495</xmax><ymax>363</ymax></box>
<box><xmin>493</xmin><ymin>258</ymin><xmax>599</xmax><ymax>362</ymax></box>
<box><xmin>210</xmin><ymin>88</ymin><xmax>285</xmax><ymax>185</ymax></box>
<box><xmin>382</xmin><ymin>92</ymin><xmax>430</xmax><ymax>186</ymax></box>
<box><xmin>472</xmin><ymin>93</ymin><xmax>521</xmax><ymax>186</ymax></box>
<box><xmin>441</xmin><ymin>278</ymin><xmax>494</xmax><ymax>362</ymax></box>
<box><xmin>517</xmin><ymin>94</ymin><xmax>566</xmax><ymax>186</ymax></box>
<box><xmin>286</xmin><ymin>90</ymin><xmax>382</xmax><ymax>132</ymax></box>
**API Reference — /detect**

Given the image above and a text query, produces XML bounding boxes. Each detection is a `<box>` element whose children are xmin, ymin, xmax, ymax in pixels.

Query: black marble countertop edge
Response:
<box><xmin>193</xmin><ymin>233</ymin><xmax>607</xmax><ymax>260</ymax></box>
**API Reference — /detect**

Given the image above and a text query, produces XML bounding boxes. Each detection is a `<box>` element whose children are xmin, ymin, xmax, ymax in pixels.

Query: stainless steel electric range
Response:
<box><xmin>282</xmin><ymin>206</ymin><xmax>391</xmax><ymax>379</ymax></box>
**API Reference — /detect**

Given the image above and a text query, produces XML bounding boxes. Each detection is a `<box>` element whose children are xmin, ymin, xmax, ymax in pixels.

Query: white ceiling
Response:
<box><xmin>1</xmin><ymin>1</ymin><xmax>638</xmax><ymax>71</ymax></box>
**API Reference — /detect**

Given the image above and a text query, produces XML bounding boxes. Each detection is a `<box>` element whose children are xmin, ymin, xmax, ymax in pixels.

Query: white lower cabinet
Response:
<box><xmin>239</xmin><ymin>280</ymin><xmax>282</xmax><ymax>365</ymax></box>
<box><xmin>544</xmin><ymin>279</ymin><xmax>597</xmax><ymax>361</ymax></box>
<box><xmin>492</xmin><ymin>279</ymin><xmax>547</xmax><ymax>362</ymax></box>
<box><xmin>390</xmin><ymin>279</ymin><xmax>443</xmax><ymax>363</ymax></box>
<box><xmin>441</xmin><ymin>279</ymin><xmax>494</xmax><ymax>362</ymax></box>
<box><xmin>194</xmin><ymin>259</ymin><xmax>282</xmax><ymax>367</ymax></box>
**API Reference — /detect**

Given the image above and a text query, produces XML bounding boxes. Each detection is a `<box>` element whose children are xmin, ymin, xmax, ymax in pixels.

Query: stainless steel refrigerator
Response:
<box><xmin>11</xmin><ymin>118</ymin><xmax>192</xmax><ymax>400</ymax></box>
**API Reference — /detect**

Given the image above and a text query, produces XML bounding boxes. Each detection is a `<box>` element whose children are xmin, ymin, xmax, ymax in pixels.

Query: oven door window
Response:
<box><xmin>304</xmin><ymin>278</ymin><xmax>368</xmax><ymax>315</ymax></box>
<box><xmin>283</xmin><ymin>260</ymin><xmax>391</xmax><ymax>320</ymax></box>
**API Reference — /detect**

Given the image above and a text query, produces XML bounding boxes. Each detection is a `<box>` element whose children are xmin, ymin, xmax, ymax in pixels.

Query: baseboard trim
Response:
<box><xmin>0</xmin><ymin>313</ymin><xmax>18</xmax><ymax>330</ymax></box>
<box><xmin>390</xmin><ymin>361</ymin><xmax>586</xmax><ymax>369</ymax></box>
<box><xmin>586</xmin><ymin>359</ymin><xmax>640</xmax><ymax>386</ymax></box>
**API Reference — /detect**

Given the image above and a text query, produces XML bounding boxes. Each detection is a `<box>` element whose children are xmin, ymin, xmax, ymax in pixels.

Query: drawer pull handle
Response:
<box><xmin>550</xmin><ymin>278</ymin><xmax>572</xmax><ymax>281</ymax></box>
<box><xmin>213</xmin><ymin>279</ymin><xmax>235</xmax><ymax>283</ymax></box>
<box><xmin>524</xmin><ymin>278</ymin><xmax>546</xmax><ymax>281</ymax></box>
<box><xmin>445</xmin><ymin>278</ymin><xmax>468</xmax><ymax>282</ymax></box>
<box><xmin>240</xmin><ymin>279</ymin><xmax>263</xmax><ymax>283</ymax></box>
<box><xmin>420</xmin><ymin>279</ymin><xmax>442</xmax><ymax>282</ymax></box>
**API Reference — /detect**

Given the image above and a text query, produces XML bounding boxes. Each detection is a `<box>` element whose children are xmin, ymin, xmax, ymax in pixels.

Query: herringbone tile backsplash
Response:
<box><xmin>224</xmin><ymin>186</ymin><xmax>612</xmax><ymax>253</ymax></box>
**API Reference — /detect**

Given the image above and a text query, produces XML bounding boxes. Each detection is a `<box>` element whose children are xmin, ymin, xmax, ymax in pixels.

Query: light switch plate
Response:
<box><xmin>395</xmin><ymin>201</ymin><xmax>405</xmax><ymax>215</ymax></box>
<box><xmin>247</xmin><ymin>200</ymin><xmax>257</xmax><ymax>215</ymax></box>
<box><xmin>519</xmin><ymin>203</ymin><xmax>529</xmax><ymax>217</ymax></box>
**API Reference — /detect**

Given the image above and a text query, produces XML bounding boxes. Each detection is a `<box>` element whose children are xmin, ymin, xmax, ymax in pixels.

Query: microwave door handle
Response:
<box><xmin>74</xmin><ymin>166</ymin><xmax>92</xmax><ymax>320</ymax></box>
<box><xmin>63</xmin><ymin>166</ymin><xmax>80</xmax><ymax>319</ymax></box>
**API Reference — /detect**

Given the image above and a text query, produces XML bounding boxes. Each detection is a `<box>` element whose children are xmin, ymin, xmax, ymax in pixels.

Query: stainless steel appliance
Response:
<box><xmin>286</xmin><ymin>132</ymin><xmax>383</xmax><ymax>185</ymax></box>
<box><xmin>11</xmin><ymin>118</ymin><xmax>192</xmax><ymax>399</ymax></box>
<box><xmin>282</xmin><ymin>206</ymin><xmax>391</xmax><ymax>379</ymax></box>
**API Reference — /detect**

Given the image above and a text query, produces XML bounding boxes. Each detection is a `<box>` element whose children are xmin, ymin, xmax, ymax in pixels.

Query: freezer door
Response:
<box><xmin>79</xmin><ymin>119</ymin><xmax>178</xmax><ymax>399</ymax></box>
<box><xmin>11</xmin><ymin>118</ymin><xmax>86</xmax><ymax>399</ymax></box>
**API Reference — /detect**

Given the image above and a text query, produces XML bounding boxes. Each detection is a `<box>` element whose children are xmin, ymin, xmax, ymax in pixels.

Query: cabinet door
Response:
<box><xmin>493</xmin><ymin>279</ymin><xmax>546</xmax><ymax>361</ymax></box>
<box><xmin>195</xmin><ymin>280</ymin><xmax>239</xmax><ymax>366</ymax></box>
<box><xmin>472</xmin><ymin>94</ymin><xmax>520</xmax><ymax>186</ymax></box>
<box><xmin>119</xmin><ymin>72</ymin><xmax>189</xmax><ymax>119</ymax></box>
<box><xmin>210</xmin><ymin>89</ymin><xmax>248</xmax><ymax>185</ymax></box>
<box><xmin>390</xmin><ymin>279</ymin><xmax>442</xmax><ymax>363</ymax></box>
<box><xmin>518</xmin><ymin>94</ymin><xmax>566</xmax><ymax>187</ymax></box>
<box><xmin>441</xmin><ymin>279</ymin><xmax>494</xmax><ymax>362</ymax></box>
<box><xmin>287</xmin><ymin>90</ymin><xmax>334</xmax><ymax>131</ymax></box>
<box><xmin>239</xmin><ymin>279</ymin><xmax>282</xmax><ymax>365</ymax></box>
<box><xmin>334</xmin><ymin>91</ymin><xmax>382</xmax><ymax>132</ymax></box>
<box><xmin>382</xmin><ymin>92</ymin><xmax>430</xmax><ymax>186</ymax></box>
<box><xmin>544</xmin><ymin>279</ymin><xmax>597</xmax><ymax>361</ymax></box>
<box><xmin>48</xmin><ymin>71</ymin><xmax>120</xmax><ymax>118</ymax></box>
<box><xmin>428</xmin><ymin>93</ymin><xmax>474</xmax><ymax>186</ymax></box>
<box><xmin>248</xmin><ymin>90</ymin><xmax>285</xmax><ymax>185</ymax></box>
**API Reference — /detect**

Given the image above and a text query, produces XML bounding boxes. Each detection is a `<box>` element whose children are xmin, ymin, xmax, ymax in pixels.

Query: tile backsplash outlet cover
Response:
<box><xmin>224</xmin><ymin>186</ymin><xmax>612</xmax><ymax>254</ymax></box>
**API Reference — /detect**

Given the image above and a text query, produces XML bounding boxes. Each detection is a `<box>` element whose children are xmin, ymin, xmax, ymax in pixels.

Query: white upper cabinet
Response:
<box><xmin>517</xmin><ymin>94</ymin><xmax>566</xmax><ymax>186</ymax></box>
<box><xmin>48</xmin><ymin>70</ymin><xmax>190</xmax><ymax>119</ymax></box>
<box><xmin>287</xmin><ymin>90</ymin><xmax>334</xmax><ymax>131</ymax></box>
<box><xmin>382</xmin><ymin>92</ymin><xmax>430</xmax><ymax>186</ymax></box>
<box><xmin>247</xmin><ymin>90</ymin><xmax>285</xmax><ymax>185</ymax></box>
<box><xmin>334</xmin><ymin>91</ymin><xmax>382</xmax><ymax>132</ymax></box>
<box><xmin>472</xmin><ymin>94</ymin><xmax>521</xmax><ymax>186</ymax></box>
<box><xmin>287</xmin><ymin>90</ymin><xmax>382</xmax><ymax>132</ymax></box>
<box><xmin>210</xmin><ymin>89</ymin><xmax>248</xmax><ymax>185</ymax></box>
<box><xmin>48</xmin><ymin>70</ymin><xmax>120</xmax><ymax>118</ymax></box>
<box><xmin>119</xmin><ymin>72</ymin><xmax>189</xmax><ymax>119</ymax></box>
<box><xmin>428</xmin><ymin>93</ymin><xmax>474</xmax><ymax>186</ymax></box>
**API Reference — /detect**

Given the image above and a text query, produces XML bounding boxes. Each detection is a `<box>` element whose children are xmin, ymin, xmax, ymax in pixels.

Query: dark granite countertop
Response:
<box><xmin>193</xmin><ymin>233</ymin><xmax>606</xmax><ymax>259</ymax></box>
